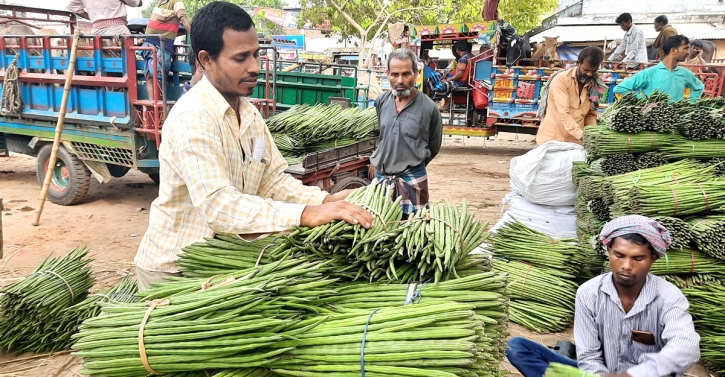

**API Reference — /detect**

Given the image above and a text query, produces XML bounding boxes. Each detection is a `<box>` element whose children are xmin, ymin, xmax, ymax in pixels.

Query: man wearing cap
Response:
<box><xmin>505</xmin><ymin>215</ymin><xmax>700</xmax><ymax>377</ymax></box>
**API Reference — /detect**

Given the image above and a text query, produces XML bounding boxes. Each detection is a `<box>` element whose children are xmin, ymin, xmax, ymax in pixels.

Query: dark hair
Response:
<box><xmin>690</xmin><ymin>40</ymin><xmax>704</xmax><ymax>49</ymax></box>
<box><xmin>578</xmin><ymin>46</ymin><xmax>604</xmax><ymax>66</ymax></box>
<box><xmin>615</xmin><ymin>13</ymin><xmax>632</xmax><ymax>24</ymax></box>
<box><xmin>606</xmin><ymin>233</ymin><xmax>656</xmax><ymax>256</ymax></box>
<box><xmin>187</xmin><ymin>46</ymin><xmax>197</xmax><ymax>72</ymax></box>
<box><xmin>191</xmin><ymin>1</ymin><xmax>255</xmax><ymax>63</ymax></box>
<box><xmin>451</xmin><ymin>44</ymin><xmax>461</xmax><ymax>60</ymax></box>
<box><xmin>654</xmin><ymin>15</ymin><xmax>668</xmax><ymax>25</ymax></box>
<box><xmin>454</xmin><ymin>40</ymin><xmax>472</xmax><ymax>53</ymax></box>
<box><xmin>664</xmin><ymin>35</ymin><xmax>690</xmax><ymax>55</ymax></box>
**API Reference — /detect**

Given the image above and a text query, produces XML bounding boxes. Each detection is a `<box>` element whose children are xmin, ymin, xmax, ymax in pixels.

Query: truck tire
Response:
<box><xmin>6</xmin><ymin>135</ymin><xmax>37</xmax><ymax>156</ymax></box>
<box><xmin>36</xmin><ymin>144</ymin><xmax>92</xmax><ymax>206</ymax></box>
<box><xmin>329</xmin><ymin>176</ymin><xmax>369</xmax><ymax>194</ymax></box>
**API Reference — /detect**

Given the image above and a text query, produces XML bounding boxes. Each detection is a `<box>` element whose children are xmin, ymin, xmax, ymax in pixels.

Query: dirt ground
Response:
<box><xmin>0</xmin><ymin>134</ymin><xmax>711</xmax><ymax>376</ymax></box>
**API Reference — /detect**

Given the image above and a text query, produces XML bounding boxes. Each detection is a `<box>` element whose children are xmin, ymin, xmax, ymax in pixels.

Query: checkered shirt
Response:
<box><xmin>135</xmin><ymin>76</ymin><xmax>327</xmax><ymax>273</ymax></box>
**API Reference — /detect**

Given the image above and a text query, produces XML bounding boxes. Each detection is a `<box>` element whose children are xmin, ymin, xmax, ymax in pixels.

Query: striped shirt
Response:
<box><xmin>574</xmin><ymin>273</ymin><xmax>700</xmax><ymax>377</ymax></box>
<box><xmin>134</xmin><ymin>76</ymin><xmax>328</xmax><ymax>273</ymax></box>
<box><xmin>145</xmin><ymin>0</ymin><xmax>186</xmax><ymax>53</ymax></box>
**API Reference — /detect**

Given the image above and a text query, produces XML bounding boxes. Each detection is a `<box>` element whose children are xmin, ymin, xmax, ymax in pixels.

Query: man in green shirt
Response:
<box><xmin>614</xmin><ymin>35</ymin><xmax>704</xmax><ymax>102</ymax></box>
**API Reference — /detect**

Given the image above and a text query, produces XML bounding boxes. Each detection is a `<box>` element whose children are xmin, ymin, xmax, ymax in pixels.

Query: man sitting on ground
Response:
<box><xmin>506</xmin><ymin>215</ymin><xmax>700</xmax><ymax>377</ymax></box>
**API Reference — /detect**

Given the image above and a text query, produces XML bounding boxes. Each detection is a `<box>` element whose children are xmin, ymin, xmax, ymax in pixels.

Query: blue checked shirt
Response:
<box><xmin>574</xmin><ymin>273</ymin><xmax>700</xmax><ymax>377</ymax></box>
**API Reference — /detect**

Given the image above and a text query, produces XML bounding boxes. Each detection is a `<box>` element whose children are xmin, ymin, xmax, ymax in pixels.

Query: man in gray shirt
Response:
<box><xmin>506</xmin><ymin>215</ymin><xmax>700</xmax><ymax>377</ymax></box>
<box><xmin>370</xmin><ymin>48</ymin><xmax>443</xmax><ymax>216</ymax></box>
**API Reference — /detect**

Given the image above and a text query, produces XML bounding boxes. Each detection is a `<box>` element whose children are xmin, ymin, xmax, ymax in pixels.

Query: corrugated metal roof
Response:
<box><xmin>531</xmin><ymin>23</ymin><xmax>725</xmax><ymax>43</ymax></box>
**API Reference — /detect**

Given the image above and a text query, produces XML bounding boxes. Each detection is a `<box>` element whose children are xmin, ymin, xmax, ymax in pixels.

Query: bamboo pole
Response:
<box><xmin>33</xmin><ymin>30</ymin><xmax>81</xmax><ymax>226</ymax></box>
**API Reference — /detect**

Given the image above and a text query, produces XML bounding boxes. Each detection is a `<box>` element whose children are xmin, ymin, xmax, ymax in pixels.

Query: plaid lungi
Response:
<box><xmin>375</xmin><ymin>163</ymin><xmax>429</xmax><ymax>215</ymax></box>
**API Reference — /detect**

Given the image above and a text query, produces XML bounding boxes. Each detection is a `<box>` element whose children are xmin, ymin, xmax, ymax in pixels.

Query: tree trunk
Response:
<box><xmin>358</xmin><ymin>35</ymin><xmax>367</xmax><ymax>68</ymax></box>
<box><xmin>364</xmin><ymin>16</ymin><xmax>392</xmax><ymax>70</ymax></box>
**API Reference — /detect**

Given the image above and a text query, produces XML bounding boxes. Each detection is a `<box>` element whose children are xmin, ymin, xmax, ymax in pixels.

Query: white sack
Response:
<box><xmin>509</xmin><ymin>141</ymin><xmax>585</xmax><ymax>206</ymax></box>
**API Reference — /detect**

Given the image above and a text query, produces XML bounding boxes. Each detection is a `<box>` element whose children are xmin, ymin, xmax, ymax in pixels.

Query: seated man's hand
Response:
<box><xmin>301</xmin><ymin>201</ymin><xmax>374</xmax><ymax>229</ymax></box>
<box><xmin>323</xmin><ymin>189</ymin><xmax>354</xmax><ymax>203</ymax></box>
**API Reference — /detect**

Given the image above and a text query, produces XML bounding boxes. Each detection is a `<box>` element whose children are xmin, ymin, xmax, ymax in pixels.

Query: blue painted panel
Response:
<box><xmin>77</xmin><ymin>56</ymin><xmax>98</xmax><ymax>72</ymax></box>
<box><xmin>53</xmin><ymin>87</ymin><xmax>75</xmax><ymax>112</ymax></box>
<box><xmin>51</xmin><ymin>56</ymin><xmax>70</xmax><ymax>71</ymax></box>
<box><xmin>104</xmin><ymin>91</ymin><xmax>127</xmax><ymax>117</ymax></box>
<box><xmin>103</xmin><ymin>58</ymin><xmax>124</xmax><ymax>73</ymax></box>
<box><xmin>0</xmin><ymin>37</ymin><xmax>188</xmax><ymax>130</ymax></box>
<box><xmin>136</xmin><ymin>159</ymin><xmax>160</xmax><ymax>168</ymax></box>
<box><xmin>28</xmin><ymin>55</ymin><xmax>46</xmax><ymax>70</ymax></box>
<box><xmin>171</xmin><ymin>61</ymin><xmax>190</xmax><ymax>73</ymax></box>
<box><xmin>474</xmin><ymin>60</ymin><xmax>493</xmax><ymax>83</ymax></box>
<box><xmin>29</xmin><ymin>85</ymin><xmax>50</xmax><ymax>111</ymax></box>
<box><xmin>79</xmin><ymin>89</ymin><xmax>100</xmax><ymax>115</ymax></box>
<box><xmin>0</xmin><ymin>119</ymin><xmax>134</xmax><ymax>145</ymax></box>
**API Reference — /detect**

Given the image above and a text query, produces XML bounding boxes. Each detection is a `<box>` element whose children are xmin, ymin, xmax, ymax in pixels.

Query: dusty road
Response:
<box><xmin>0</xmin><ymin>134</ymin><xmax>709</xmax><ymax>376</ymax></box>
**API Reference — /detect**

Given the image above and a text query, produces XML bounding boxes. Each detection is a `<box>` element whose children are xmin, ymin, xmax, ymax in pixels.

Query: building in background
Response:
<box><xmin>531</xmin><ymin>0</ymin><xmax>725</xmax><ymax>61</ymax></box>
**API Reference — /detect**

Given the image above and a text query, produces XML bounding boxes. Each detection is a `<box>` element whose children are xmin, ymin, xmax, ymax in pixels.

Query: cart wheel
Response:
<box><xmin>329</xmin><ymin>177</ymin><xmax>369</xmax><ymax>194</ymax></box>
<box><xmin>36</xmin><ymin>144</ymin><xmax>92</xmax><ymax>206</ymax></box>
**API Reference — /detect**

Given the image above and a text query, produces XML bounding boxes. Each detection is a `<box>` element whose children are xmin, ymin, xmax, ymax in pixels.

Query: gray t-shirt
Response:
<box><xmin>370</xmin><ymin>90</ymin><xmax>443</xmax><ymax>175</ymax></box>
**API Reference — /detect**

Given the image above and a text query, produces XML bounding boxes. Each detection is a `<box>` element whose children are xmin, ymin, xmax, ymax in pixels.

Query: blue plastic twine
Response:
<box><xmin>409</xmin><ymin>279</ymin><xmax>432</xmax><ymax>305</ymax></box>
<box><xmin>360</xmin><ymin>308</ymin><xmax>380</xmax><ymax>377</ymax></box>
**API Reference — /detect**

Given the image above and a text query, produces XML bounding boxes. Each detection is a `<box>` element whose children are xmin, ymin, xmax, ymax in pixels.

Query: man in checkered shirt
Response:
<box><xmin>134</xmin><ymin>2</ymin><xmax>373</xmax><ymax>291</ymax></box>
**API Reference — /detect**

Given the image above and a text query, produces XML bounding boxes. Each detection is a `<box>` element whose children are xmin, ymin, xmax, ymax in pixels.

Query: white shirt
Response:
<box><xmin>609</xmin><ymin>24</ymin><xmax>648</xmax><ymax>64</ymax></box>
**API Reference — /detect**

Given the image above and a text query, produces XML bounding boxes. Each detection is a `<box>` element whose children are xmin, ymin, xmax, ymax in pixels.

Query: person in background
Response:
<box><xmin>614</xmin><ymin>35</ymin><xmax>704</xmax><ymax>102</ymax></box>
<box><xmin>506</xmin><ymin>215</ymin><xmax>700</xmax><ymax>377</ymax></box>
<box><xmin>535</xmin><ymin>46</ymin><xmax>607</xmax><ymax>145</ymax></box>
<box><xmin>135</xmin><ymin>1</ymin><xmax>372</xmax><ymax>291</ymax></box>
<box><xmin>442</xmin><ymin>45</ymin><xmax>461</xmax><ymax>79</ymax></box>
<box><xmin>181</xmin><ymin>47</ymin><xmax>204</xmax><ymax>95</ymax></box>
<box><xmin>370</xmin><ymin>48</ymin><xmax>442</xmax><ymax>217</ymax></box>
<box><xmin>422</xmin><ymin>54</ymin><xmax>444</xmax><ymax>97</ymax></box>
<box><xmin>482</xmin><ymin>0</ymin><xmax>500</xmax><ymax>21</ymax></box>
<box><xmin>682</xmin><ymin>40</ymin><xmax>709</xmax><ymax>73</ymax></box>
<box><xmin>67</xmin><ymin>0</ymin><xmax>142</xmax><ymax>35</ymax></box>
<box><xmin>608</xmin><ymin>13</ymin><xmax>648</xmax><ymax>66</ymax></box>
<box><xmin>652</xmin><ymin>15</ymin><xmax>677</xmax><ymax>60</ymax></box>
<box><xmin>143</xmin><ymin>0</ymin><xmax>192</xmax><ymax>99</ymax></box>
<box><xmin>432</xmin><ymin>40</ymin><xmax>474</xmax><ymax>110</ymax></box>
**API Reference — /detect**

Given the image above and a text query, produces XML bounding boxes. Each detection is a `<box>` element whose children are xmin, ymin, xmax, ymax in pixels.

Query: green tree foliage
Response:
<box><xmin>297</xmin><ymin>0</ymin><xmax>455</xmax><ymax>66</ymax></box>
<box><xmin>142</xmin><ymin>0</ymin><xmax>286</xmax><ymax>36</ymax></box>
<box><xmin>296</xmin><ymin>0</ymin><xmax>557</xmax><ymax>65</ymax></box>
<box><xmin>460</xmin><ymin>0</ymin><xmax>558</xmax><ymax>33</ymax></box>
<box><xmin>298</xmin><ymin>0</ymin><xmax>440</xmax><ymax>41</ymax></box>
<box><xmin>498</xmin><ymin>0</ymin><xmax>558</xmax><ymax>32</ymax></box>
<box><xmin>142</xmin><ymin>4</ymin><xmax>153</xmax><ymax>18</ymax></box>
